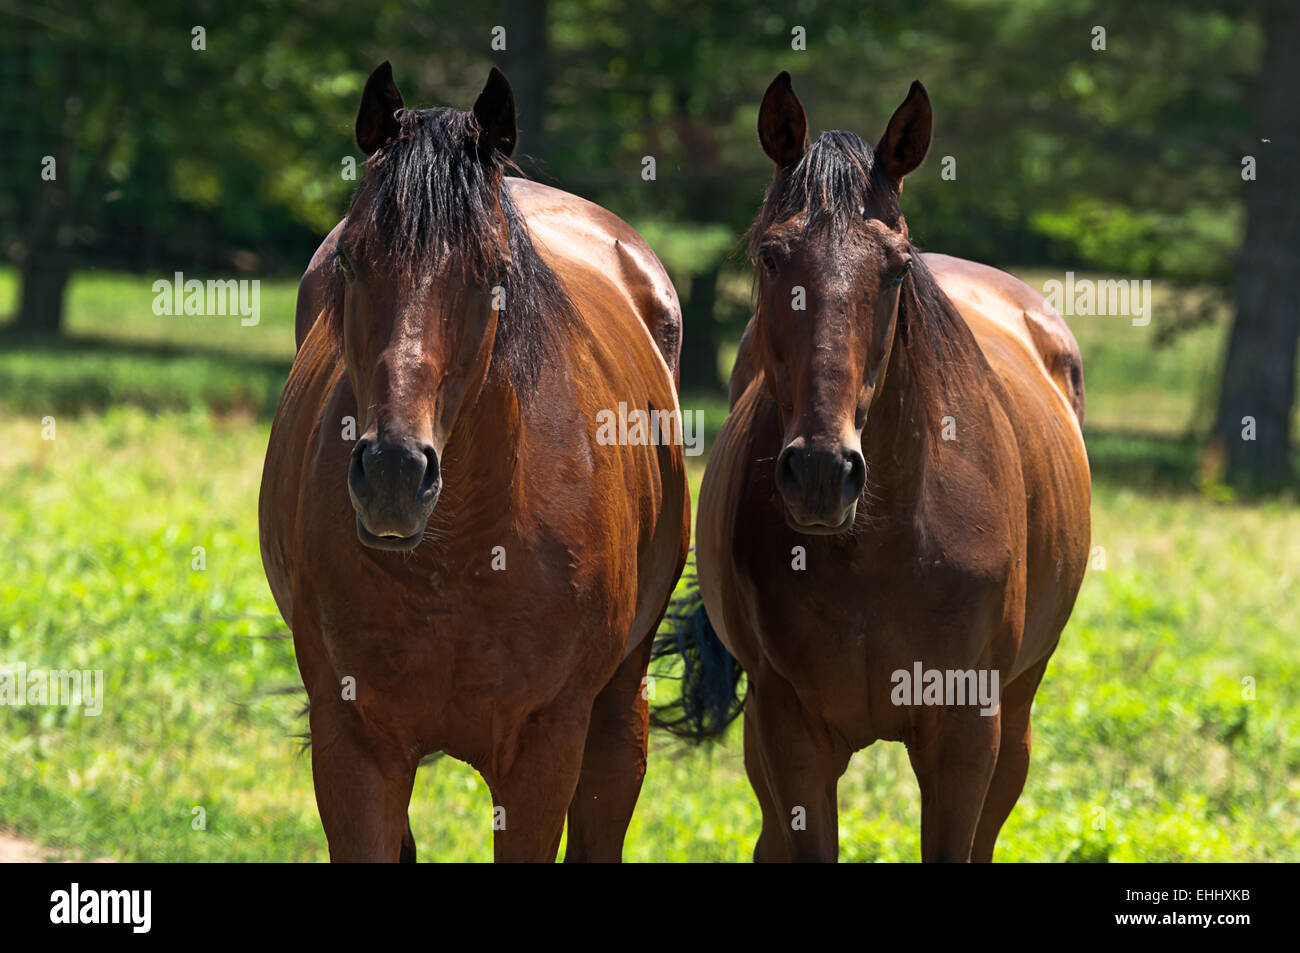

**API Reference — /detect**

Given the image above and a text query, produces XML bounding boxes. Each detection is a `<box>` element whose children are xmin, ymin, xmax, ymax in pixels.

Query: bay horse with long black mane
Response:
<box><xmin>659</xmin><ymin>72</ymin><xmax>1090</xmax><ymax>862</ymax></box>
<box><xmin>260</xmin><ymin>63</ymin><xmax>689</xmax><ymax>861</ymax></box>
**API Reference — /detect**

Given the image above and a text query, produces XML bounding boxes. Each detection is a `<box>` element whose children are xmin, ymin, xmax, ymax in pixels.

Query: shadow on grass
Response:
<box><xmin>2</xmin><ymin>331</ymin><xmax>1294</xmax><ymax>500</ymax></box>
<box><xmin>1085</xmin><ymin>428</ymin><xmax>1300</xmax><ymax>499</ymax></box>
<box><xmin>0</xmin><ymin>329</ymin><xmax>292</xmax><ymax>419</ymax></box>
<box><xmin>0</xmin><ymin>328</ymin><xmax>291</xmax><ymax>364</ymax></box>
<box><xmin>1085</xmin><ymin>429</ymin><xmax>1204</xmax><ymax>494</ymax></box>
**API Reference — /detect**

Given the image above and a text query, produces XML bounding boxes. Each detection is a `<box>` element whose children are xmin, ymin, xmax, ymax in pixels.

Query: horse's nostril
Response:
<box><xmin>348</xmin><ymin>438</ymin><xmax>371</xmax><ymax>500</ymax></box>
<box><xmin>779</xmin><ymin>447</ymin><xmax>805</xmax><ymax>493</ymax></box>
<box><xmin>417</xmin><ymin>445</ymin><xmax>441</xmax><ymax>500</ymax></box>
<box><xmin>843</xmin><ymin>450</ymin><xmax>867</xmax><ymax>502</ymax></box>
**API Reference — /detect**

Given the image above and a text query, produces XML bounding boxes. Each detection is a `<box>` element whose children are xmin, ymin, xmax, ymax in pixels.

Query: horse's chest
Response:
<box><xmin>303</xmin><ymin>536</ymin><xmax>626</xmax><ymax>726</ymax></box>
<box><xmin>743</xmin><ymin>538</ymin><xmax>1008</xmax><ymax>742</ymax></box>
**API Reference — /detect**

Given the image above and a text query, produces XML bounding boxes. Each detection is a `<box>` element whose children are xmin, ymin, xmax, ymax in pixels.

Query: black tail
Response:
<box><xmin>650</xmin><ymin>563</ymin><xmax>745</xmax><ymax>742</ymax></box>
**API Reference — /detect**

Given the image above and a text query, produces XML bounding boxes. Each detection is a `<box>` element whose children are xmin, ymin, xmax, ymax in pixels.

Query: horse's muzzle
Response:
<box><xmin>347</xmin><ymin>434</ymin><xmax>441</xmax><ymax>550</ymax></box>
<box><xmin>775</xmin><ymin>440</ymin><xmax>865</xmax><ymax>534</ymax></box>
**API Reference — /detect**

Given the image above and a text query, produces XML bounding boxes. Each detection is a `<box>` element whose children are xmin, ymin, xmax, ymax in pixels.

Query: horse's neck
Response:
<box><xmin>860</xmin><ymin>331</ymin><xmax>936</xmax><ymax>507</ymax></box>
<box><xmin>863</xmin><ymin>304</ymin><xmax>991</xmax><ymax>512</ymax></box>
<box><xmin>434</xmin><ymin>372</ymin><xmax>525</xmax><ymax>531</ymax></box>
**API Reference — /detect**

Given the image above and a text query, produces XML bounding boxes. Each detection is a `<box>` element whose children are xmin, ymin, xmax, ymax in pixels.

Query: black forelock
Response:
<box><xmin>750</xmin><ymin>129</ymin><xmax>982</xmax><ymax>407</ymax></box>
<box><xmin>334</xmin><ymin>106</ymin><xmax>576</xmax><ymax>394</ymax></box>
<box><xmin>750</xmin><ymin>131</ymin><xmax>898</xmax><ymax>260</ymax></box>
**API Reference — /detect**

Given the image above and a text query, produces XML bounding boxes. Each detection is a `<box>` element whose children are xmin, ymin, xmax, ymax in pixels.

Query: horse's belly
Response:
<box><xmin>932</xmin><ymin>266</ymin><xmax>1091</xmax><ymax>679</ymax></box>
<box><xmin>966</xmin><ymin>329</ymin><xmax>1091</xmax><ymax>678</ymax></box>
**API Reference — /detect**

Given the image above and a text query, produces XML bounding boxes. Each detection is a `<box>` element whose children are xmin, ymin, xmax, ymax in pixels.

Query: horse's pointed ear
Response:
<box><xmin>875</xmin><ymin>80</ymin><xmax>932</xmax><ymax>189</ymax></box>
<box><xmin>356</xmin><ymin>61</ymin><xmax>405</xmax><ymax>157</ymax></box>
<box><xmin>473</xmin><ymin>67</ymin><xmax>517</xmax><ymax>160</ymax></box>
<box><xmin>758</xmin><ymin>71</ymin><xmax>809</xmax><ymax>169</ymax></box>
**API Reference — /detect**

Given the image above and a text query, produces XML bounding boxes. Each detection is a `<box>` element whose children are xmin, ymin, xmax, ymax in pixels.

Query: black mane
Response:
<box><xmin>337</xmin><ymin>106</ymin><xmax>576</xmax><ymax>393</ymax></box>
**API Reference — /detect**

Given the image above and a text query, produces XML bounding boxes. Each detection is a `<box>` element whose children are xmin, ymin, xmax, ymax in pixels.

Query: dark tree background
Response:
<box><xmin>1209</xmin><ymin>0</ymin><xmax>1299</xmax><ymax>487</ymax></box>
<box><xmin>1</xmin><ymin>0</ymin><xmax>1295</xmax><ymax>487</ymax></box>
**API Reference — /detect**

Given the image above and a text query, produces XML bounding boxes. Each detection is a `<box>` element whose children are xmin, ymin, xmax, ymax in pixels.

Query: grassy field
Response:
<box><xmin>1</xmin><ymin>266</ymin><xmax>1296</xmax><ymax>861</ymax></box>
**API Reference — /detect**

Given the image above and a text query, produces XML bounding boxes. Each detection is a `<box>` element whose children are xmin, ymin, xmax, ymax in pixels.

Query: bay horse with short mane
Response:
<box><xmin>260</xmin><ymin>63</ymin><xmax>689</xmax><ymax>861</ymax></box>
<box><xmin>666</xmin><ymin>72</ymin><xmax>1091</xmax><ymax>862</ymax></box>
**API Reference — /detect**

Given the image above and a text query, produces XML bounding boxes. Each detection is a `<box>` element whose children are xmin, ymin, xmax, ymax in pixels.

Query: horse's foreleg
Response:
<box><xmin>971</xmin><ymin>656</ymin><xmax>1050</xmax><ymax>862</ymax></box>
<box><xmin>742</xmin><ymin>696</ymin><xmax>790</xmax><ymax>862</ymax></box>
<box><xmin>484</xmin><ymin>701</ymin><xmax>592</xmax><ymax>863</ymax></box>
<box><xmin>564</xmin><ymin>636</ymin><xmax>654</xmax><ymax>862</ymax></box>
<box><xmin>309</xmin><ymin>699</ymin><xmax>417</xmax><ymax>862</ymax></box>
<box><xmin>747</xmin><ymin>668</ymin><xmax>851</xmax><ymax>862</ymax></box>
<box><xmin>906</xmin><ymin>701</ymin><xmax>1000</xmax><ymax>862</ymax></box>
<box><xmin>399</xmin><ymin>815</ymin><xmax>418</xmax><ymax>863</ymax></box>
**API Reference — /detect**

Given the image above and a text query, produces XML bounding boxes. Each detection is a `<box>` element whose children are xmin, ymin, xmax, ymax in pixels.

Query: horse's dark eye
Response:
<box><xmin>891</xmin><ymin>259</ymin><xmax>913</xmax><ymax>287</ymax></box>
<box><xmin>759</xmin><ymin>249</ymin><xmax>779</xmax><ymax>277</ymax></box>
<box><xmin>336</xmin><ymin>250</ymin><xmax>355</xmax><ymax>279</ymax></box>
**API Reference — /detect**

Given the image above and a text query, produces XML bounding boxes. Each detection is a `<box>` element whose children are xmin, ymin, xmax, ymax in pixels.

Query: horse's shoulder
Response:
<box><xmin>295</xmin><ymin>219</ymin><xmax>345</xmax><ymax>350</ymax></box>
<box><xmin>712</xmin><ymin>375</ymin><xmax>781</xmax><ymax>517</ymax></box>
<box><xmin>924</xmin><ymin>253</ymin><xmax>1085</xmax><ymax>427</ymax></box>
<box><xmin>727</xmin><ymin>314</ymin><xmax>762</xmax><ymax>409</ymax></box>
<box><xmin>506</xmin><ymin>178</ymin><xmax>682</xmax><ymax>382</ymax></box>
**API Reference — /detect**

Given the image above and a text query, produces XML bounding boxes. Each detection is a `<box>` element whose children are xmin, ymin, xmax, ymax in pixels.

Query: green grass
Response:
<box><xmin>0</xmin><ymin>266</ymin><xmax>1296</xmax><ymax>861</ymax></box>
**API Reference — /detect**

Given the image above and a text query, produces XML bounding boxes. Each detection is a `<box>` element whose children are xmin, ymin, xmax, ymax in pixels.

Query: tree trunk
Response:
<box><xmin>1210</xmin><ymin>0</ymin><xmax>1300</xmax><ymax>488</ymax></box>
<box><xmin>680</xmin><ymin>265</ymin><xmax>721</xmax><ymax>393</ymax></box>
<box><xmin>14</xmin><ymin>256</ymin><xmax>71</xmax><ymax>336</ymax></box>
<box><xmin>502</xmin><ymin>0</ymin><xmax>547</xmax><ymax>176</ymax></box>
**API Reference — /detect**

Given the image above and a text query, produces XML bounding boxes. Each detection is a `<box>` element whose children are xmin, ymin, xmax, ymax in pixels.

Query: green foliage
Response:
<box><xmin>627</xmin><ymin>220</ymin><xmax>740</xmax><ymax>280</ymax></box>
<box><xmin>1</xmin><ymin>0</ymin><xmax>1265</xmax><ymax>282</ymax></box>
